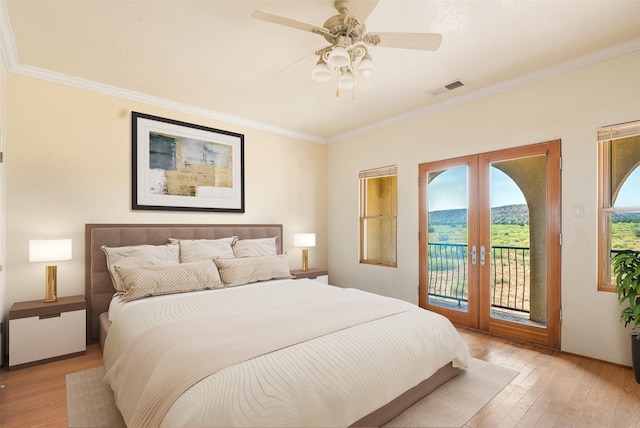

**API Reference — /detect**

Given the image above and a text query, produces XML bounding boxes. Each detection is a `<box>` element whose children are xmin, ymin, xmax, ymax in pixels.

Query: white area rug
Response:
<box><xmin>385</xmin><ymin>357</ymin><xmax>517</xmax><ymax>427</ymax></box>
<box><xmin>66</xmin><ymin>365</ymin><xmax>126</xmax><ymax>428</ymax></box>
<box><xmin>66</xmin><ymin>357</ymin><xmax>516</xmax><ymax>428</ymax></box>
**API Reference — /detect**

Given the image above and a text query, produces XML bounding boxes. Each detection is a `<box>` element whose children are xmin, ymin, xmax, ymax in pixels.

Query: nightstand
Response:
<box><xmin>9</xmin><ymin>295</ymin><xmax>86</xmax><ymax>370</ymax></box>
<box><xmin>290</xmin><ymin>268</ymin><xmax>329</xmax><ymax>284</ymax></box>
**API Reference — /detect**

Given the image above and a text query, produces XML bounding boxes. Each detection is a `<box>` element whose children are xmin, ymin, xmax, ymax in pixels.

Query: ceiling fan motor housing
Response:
<box><xmin>321</xmin><ymin>2</ymin><xmax>366</xmax><ymax>45</ymax></box>
<box><xmin>334</xmin><ymin>0</ymin><xmax>351</xmax><ymax>14</ymax></box>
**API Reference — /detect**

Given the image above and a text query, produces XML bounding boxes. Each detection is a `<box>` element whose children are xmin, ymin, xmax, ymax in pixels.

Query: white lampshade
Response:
<box><xmin>311</xmin><ymin>62</ymin><xmax>332</xmax><ymax>82</ymax></box>
<box><xmin>294</xmin><ymin>233</ymin><xmax>316</xmax><ymax>248</ymax></box>
<box><xmin>29</xmin><ymin>239</ymin><xmax>72</xmax><ymax>262</ymax></box>
<box><xmin>327</xmin><ymin>46</ymin><xmax>350</xmax><ymax>68</ymax></box>
<box><xmin>357</xmin><ymin>56</ymin><xmax>376</xmax><ymax>78</ymax></box>
<box><xmin>338</xmin><ymin>70</ymin><xmax>355</xmax><ymax>90</ymax></box>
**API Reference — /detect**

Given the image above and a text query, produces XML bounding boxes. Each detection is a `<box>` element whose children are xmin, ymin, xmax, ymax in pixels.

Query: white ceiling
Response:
<box><xmin>2</xmin><ymin>1</ymin><xmax>640</xmax><ymax>143</ymax></box>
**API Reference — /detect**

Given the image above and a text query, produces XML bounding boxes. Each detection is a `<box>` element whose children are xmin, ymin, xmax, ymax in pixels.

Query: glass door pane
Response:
<box><xmin>427</xmin><ymin>166</ymin><xmax>470</xmax><ymax>314</ymax></box>
<box><xmin>488</xmin><ymin>156</ymin><xmax>547</xmax><ymax>328</ymax></box>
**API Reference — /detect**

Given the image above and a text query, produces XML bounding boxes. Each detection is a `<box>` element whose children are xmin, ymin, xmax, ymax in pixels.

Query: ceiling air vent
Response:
<box><xmin>428</xmin><ymin>79</ymin><xmax>465</xmax><ymax>96</ymax></box>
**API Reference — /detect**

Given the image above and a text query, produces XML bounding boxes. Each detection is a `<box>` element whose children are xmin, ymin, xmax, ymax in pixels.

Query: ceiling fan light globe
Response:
<box><xmin>338</xmin><ymin>70</ymin><xmax>355</xmax><ymax>89</ymax></box>
<box><xmin>327</xmin><ymin>46</ymin><xmax>350</xmax><ymax>68</ymax></box>
<box><xmin>357</xmin><ymin>57</ymin><xmax>376</xmax><ymax>78</ymax></box>
<box><xmin>311</xmin><ymin>63</ymin><xmax>332</xmax><ymax>81</ymax></box>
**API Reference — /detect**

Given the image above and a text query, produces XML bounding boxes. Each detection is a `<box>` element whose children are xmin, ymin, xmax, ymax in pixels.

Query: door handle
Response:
<box><xmin>480</xmin><ymin>245</ymin><xmax>486</xmax><ymax>266</ymax></box>
<box><xmin>471</xmin><ymin>245</ymin><xmax>477</xmax><ymax>265</ymax></box>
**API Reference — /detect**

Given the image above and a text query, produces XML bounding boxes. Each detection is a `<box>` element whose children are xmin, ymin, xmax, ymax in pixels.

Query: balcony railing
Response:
<box><xmin>427</xmin><ymin>243</ymin><xmax>530</xmax><ymax>313</ymax></box>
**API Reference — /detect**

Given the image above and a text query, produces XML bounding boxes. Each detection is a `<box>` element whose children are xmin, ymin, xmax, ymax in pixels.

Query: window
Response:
<box><xmin>598</xmin><ymin>121</ymin><xmax>640</xmax><ymax>291</ymax></box>
<box><xmin>359</xmin><ymin>165</ymin><xmax>397</xmax><ymax>267</ymax></box>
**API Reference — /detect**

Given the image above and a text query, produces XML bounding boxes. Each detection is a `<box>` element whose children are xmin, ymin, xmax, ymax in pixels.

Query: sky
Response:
<box><xmin>429</xmin><ymin>165</ymin><xmax>640</xmax><ymax>211</ymax></box>
<box><xmin>429</xmin><ymin>166</ymin><xmax>527</xmax><ymax>211</ymax></box>
<box><xmin>615</xmin><ymin>167</ymin><xmax>640</xmax><ymax>207</ymax></box>
<box><xmin>428</xmin><ymin>167</ymin><xmax>466</xmax><ymax>211</ymax></box>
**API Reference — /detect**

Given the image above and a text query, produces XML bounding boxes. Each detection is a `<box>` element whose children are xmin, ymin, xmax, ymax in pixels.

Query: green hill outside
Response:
<box><xmin>429</xmin><ymin>204</ymin><xmax>530</xmax><ymax>226</ymax></box>
<box><xmin>428</xmin><ymin>204</ymin><xmax>640</xmax><ymax>249</ymax></box>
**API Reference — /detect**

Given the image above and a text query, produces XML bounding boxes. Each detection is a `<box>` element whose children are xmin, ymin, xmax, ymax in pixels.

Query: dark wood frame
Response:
<box><xmin>132</xmin><ymin>111</ymin><xmax>245</xmax><ymax>213</ymax></box>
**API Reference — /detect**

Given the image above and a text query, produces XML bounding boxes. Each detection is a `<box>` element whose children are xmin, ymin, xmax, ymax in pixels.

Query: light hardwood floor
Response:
<box><xmin>0</xmin><ymin>328</ymin><xmax>638</xmax><ymax>428</ymax></box>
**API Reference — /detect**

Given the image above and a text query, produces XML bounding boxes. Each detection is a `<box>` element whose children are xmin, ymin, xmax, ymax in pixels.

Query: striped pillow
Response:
<box><xmin>102</xmin><ymin>243</ymin><xmax>180</xmax><ymax>292</ymax></box>
<box><xmin>214</xmin><ymin>254</ymin><xmax>291</xmax><ymax>287</ymax></box>
<box><xmin>169</xmin><ymin>237</ymin><xmax>237</xmax><ymax>262</ymax></box>
<box><xmin>232</xmin><ymin>237</ymin><xmax>278</xmax><ymax>257</ymax></box>
<box><xmin>116</xmin><ymin>262</ymin><xmax>223</xmax><ymax>302</ymax></box>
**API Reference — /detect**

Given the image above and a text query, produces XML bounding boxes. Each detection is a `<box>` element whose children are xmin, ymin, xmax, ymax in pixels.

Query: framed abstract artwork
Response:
<box><xmin>132</xmin><ymin>112</ymin><xmax>244</xmax><ymax>212</ymax></box>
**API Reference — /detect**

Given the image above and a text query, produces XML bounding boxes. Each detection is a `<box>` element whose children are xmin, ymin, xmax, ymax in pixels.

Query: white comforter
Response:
<box><xmin>103</xmin><ymin>279</ymin><xmax>468</xmax><ymax>427</ymax></box>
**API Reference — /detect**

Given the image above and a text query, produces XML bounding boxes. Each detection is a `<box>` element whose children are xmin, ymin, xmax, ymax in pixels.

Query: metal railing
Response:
<box><xmin>428</xmin><ymin>243</ymin><xmax>468</xmax><ymax>305</ymax></box>
<box><xmin>427</xmin><ymin>243</ymin><xmax>530</xmax><ymax>313</ymax></box>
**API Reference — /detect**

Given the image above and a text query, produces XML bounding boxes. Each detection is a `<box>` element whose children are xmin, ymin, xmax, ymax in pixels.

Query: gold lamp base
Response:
<box><xmin>301</xmin><ymin>249</ymin><xmax>309</xmax><ymax>272</ymax></box>
<box><xmin>44</xmin><ymin>265</ymin><xmax>58</xmax><ymax>303</ymax></box>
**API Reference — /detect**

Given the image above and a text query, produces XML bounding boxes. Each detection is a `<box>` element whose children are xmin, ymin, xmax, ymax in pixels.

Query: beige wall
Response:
<box><xmin>5</xmin><ymin>74</ymin><xmax>327</xmax><ymax>314</ymax></box>
<box><xmin>0</xmin><ymin>55</ymin><xmax>7</xmax><ymax>349</ymax></box>
<box><xmin>327</xmin><ymin>51</ymin><xmax>640</xmax><ymax>366</ymax></box>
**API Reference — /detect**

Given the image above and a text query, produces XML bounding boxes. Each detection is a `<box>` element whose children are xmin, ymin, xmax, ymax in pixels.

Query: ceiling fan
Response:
<box><xmin>252</xmin><ymin>0</ymin><xmax>442</xmax><ymax>94</ymax></box>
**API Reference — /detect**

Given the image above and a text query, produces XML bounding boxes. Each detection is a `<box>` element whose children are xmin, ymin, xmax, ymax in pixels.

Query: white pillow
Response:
<box><xmin>214</xmin><ymin>254</ymin><xmax>291</xmax><ymax>287</ymax></box>
<box><xmin>232</xmin><ymin>237</ymin><xmax>278</xmax><ymax>258</ymax></box>
<box><xmin>169</xmin><ymin>237</ymin><xmax>236</xmax><ymax>262</ymax></box>
<box><xmin>101</xmin><ymin>243</ymin><xmax>179</xmax><ymax>292</ymax></box>
<box><xmin>116</xmin><ymin>262</ymin><xmax>223</xmax><ymax>302</ymax></box>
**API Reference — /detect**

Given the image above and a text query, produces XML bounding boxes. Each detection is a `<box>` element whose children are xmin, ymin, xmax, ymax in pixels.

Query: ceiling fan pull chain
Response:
<box><xmin>351</xmin><ymin>55</ymin><xmax>356</xmax><ymax>100</ymax></box>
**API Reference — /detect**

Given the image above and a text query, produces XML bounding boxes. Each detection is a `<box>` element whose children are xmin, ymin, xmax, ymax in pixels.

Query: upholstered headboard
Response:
<box><xmin>84</xmin><ymin>223</ymin><xmax>284</xmax><ymax>343</ymax></box>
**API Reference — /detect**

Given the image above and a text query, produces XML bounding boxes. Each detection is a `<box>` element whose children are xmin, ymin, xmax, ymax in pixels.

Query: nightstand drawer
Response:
<box><xmin>9</xmin><ymin>308</ymin><xmax>86</xmax><ymax>368</ymax></box>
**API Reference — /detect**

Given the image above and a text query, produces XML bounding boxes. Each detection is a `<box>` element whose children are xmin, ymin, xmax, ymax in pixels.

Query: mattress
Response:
<box><xmin>103</xmin><ymin>279</ymin><xmax>468</xmax><ymax>427</ymax></box>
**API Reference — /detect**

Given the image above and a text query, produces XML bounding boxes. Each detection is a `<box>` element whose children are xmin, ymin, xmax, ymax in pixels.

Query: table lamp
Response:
<box><xmin>29</xmin><ymin>239</ymin><xmax>72</xmax><ymax>303</ymax></box>
<box><xmin>294</xmin><ymin>233</ymin><xmax>315</xmax><ymax>272</ymax></box>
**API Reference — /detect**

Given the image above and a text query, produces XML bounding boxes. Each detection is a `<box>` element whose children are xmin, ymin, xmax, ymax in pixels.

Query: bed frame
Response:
<box><xmin>84</xmin><ymin>223</ymin><xmax>459</xmax><ymax>427</ymax></box>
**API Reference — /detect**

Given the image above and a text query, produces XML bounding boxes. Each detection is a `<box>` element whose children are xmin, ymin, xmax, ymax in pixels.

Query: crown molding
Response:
<box><xmin>0</xmin><ymin>0</ymin><xmax>17</xmax><ymax>71</ymax></box>
<box><xmin>327</xmin><ymin>37</ymin><xmax>640</xmax><ymax>144</ymax></box>
<box><xmin>10</xmin><ymin>63</ymin><xmax>327</xmax><ymax>145</ymax></box>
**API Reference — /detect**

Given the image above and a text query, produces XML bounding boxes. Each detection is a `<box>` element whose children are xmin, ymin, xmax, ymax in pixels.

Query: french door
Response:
<box><xmin>419</xmin><ymin>141</ymin><xmax>561</xmax><ymax>348</ymax></box>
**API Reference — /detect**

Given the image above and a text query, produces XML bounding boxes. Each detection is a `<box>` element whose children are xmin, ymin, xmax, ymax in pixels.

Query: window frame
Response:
<box><xmin>359</xmin><ymin>165</ymin><xmax>398</xmax><ymax>267</ymax></box>
<box><xmin>597</xmin><ymin>120</ymin><xmax>640</xmax><ymax>292</ymax></box>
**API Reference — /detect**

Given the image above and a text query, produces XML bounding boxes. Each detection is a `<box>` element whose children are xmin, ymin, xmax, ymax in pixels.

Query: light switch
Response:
<box><xmin>573</xmin><ymin>203</ymin><xmax>584</xmax><ymax>217</ymax></box>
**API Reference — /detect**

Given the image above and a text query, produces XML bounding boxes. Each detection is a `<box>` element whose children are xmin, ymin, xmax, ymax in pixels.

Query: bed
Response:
<box><xmin>85</xmin><ymin>223</ymin><xmax>468</xmax><ymax>427</ymax></box>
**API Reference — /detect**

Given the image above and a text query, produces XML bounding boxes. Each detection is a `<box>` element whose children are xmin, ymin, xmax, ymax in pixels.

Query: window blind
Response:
<box><xmin>598</xmin><ymin>120</ymin><xmax>640</xmax><ymax>142</ymax></box>
<box><xmin>359</xmin><ymin>165</ymin><xmax>397</xmax><ymax>179</ymax></box>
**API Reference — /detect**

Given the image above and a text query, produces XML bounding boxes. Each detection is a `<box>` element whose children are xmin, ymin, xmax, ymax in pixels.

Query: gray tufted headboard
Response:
<box><xmin>84</xmin><ymin>223</ymin><xmax>283</xmax><ymax>344</ymax></box>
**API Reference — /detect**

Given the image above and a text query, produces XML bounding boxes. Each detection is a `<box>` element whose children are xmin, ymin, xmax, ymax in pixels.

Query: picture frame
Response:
<box><xmin>132</xmin><ymin>112</ymin><xmax>244</xmax><ymax>213</ymax></box>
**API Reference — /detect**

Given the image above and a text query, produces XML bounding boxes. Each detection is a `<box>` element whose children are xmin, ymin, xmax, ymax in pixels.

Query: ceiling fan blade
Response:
<box><xmin>251</xmin><ymin>10</ymin><xmax>324</xmax><ymax>34</ymax></box>
<box><xmin>347</xmin><ymin>0</ymin><xmax>380</xmax><ymax>21</ymax></box>
<box><xmin>366</xmin><ymin>32</ymin><xmax>443</xmax><ymax>51</ymax></box>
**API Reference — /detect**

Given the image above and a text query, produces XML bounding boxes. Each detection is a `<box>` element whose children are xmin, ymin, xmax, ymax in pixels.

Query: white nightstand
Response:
<box><xmin>290</xmin><ymin>268</ymin><xmax>329</xmax><ymax>284</ymax></box>
<box><xmin>9</xmin><ymin>295</ymin><xmax>86</xmax><ymax>370</ymax></box>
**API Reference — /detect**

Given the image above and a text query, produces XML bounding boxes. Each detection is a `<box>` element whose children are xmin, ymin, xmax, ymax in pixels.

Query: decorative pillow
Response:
<box><xmin>116</xmin><ymin>262</ymin><xmax>223</xmax><ymax>302</ymax></box>
<box><xmin>101</xmin><ymin>243</ymin><xmax>180</xmax><ymax>292</ymax></box>
<box><xmin>214</xmin><ymin>254</ymin><xmax>291</xmax><ymax>287</ymax></box>
<box><xmin>232</xmin><ymin>236</ymin><xmax>278</xmax><ymax>258</ymax></box>
<box><xmin>169</xmin><ymin>237</ymin><xmax>236</xmax><ymax>262</ymax></box>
